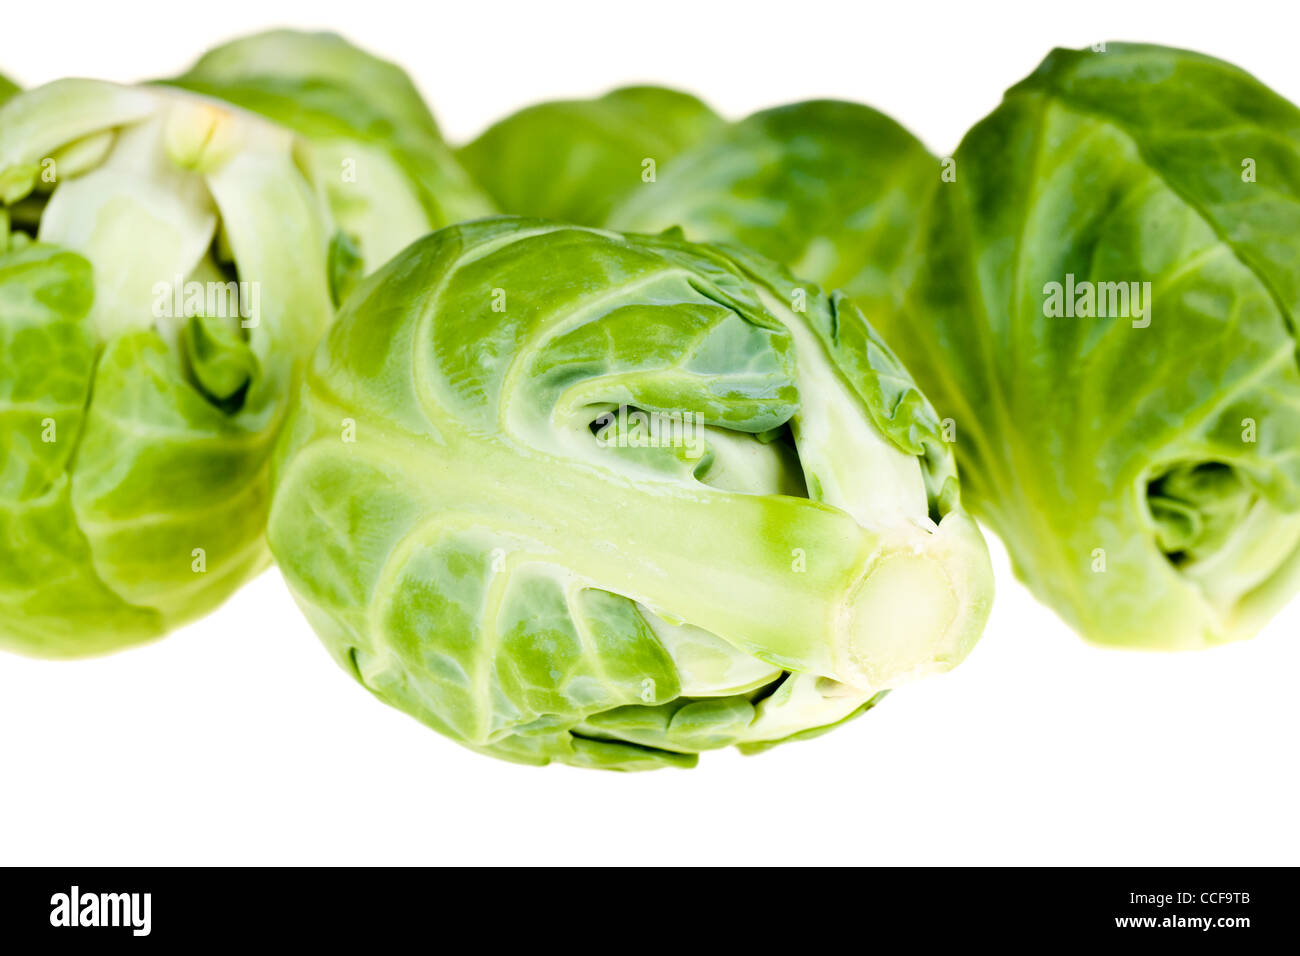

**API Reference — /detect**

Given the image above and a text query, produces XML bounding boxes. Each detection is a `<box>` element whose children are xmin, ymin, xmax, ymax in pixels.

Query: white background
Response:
<box><xmin>2</xmin><ymin>0</ymin><xmax>1298</xmax><ymax>866</ymax></box>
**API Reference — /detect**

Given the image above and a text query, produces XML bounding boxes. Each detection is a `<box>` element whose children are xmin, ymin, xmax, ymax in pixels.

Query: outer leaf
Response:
<box><xmin>269</xmin><ymin>219</ymin><xmax>992</xmax><ymax>769</ymax></box>
<box><xmin>875</xmin><ymin>44</ymin><xmax>1300</xmax><ymax>648</ymax></box>
<box><xmin>459</xmin><ymin>86</ymin><xmax>721</xmax><ymax>227</ymax></box>
<box><xmin>167</xmin><ymin>29</ymin><xmax>495</xmax><ymax>276</ymax></box>
<box><xmin>0</xmin><ymin>245</ymin><xmax>163</xmax><ymax>654</ymax></box>
<box><xmin>608</xmin><ymin>99</ymin><xmax>938</xmax><ymax>324</ymax></box>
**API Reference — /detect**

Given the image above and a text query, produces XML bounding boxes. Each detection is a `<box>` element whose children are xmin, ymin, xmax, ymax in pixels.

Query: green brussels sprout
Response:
<box><xmin>168</xmin><ymin>29</ymin><xmax>495</xmax><ymax>290</ymax></box>
<box><xmin>0</xmin><ymin>74</ymin><xmax>18</xmax><ymax>106</ymax></box>
<box><xmin>608</xmin><ymin>99</ymin><xmax>937</xmax><ymax>325</ymax></box>
<box><xmin>874</xmin><ymin>44</ymin><xmax>1300</xmax><ymax>648</ymax></box>
<box><xmin>268</xmin><ymin>218</ymin><xmax>993</xmax><ymax>769</ymax></box>
<box><xmin>0</xmin><ymin>79</ymin><xmax>335</xmax><ymax>656</ymax></box>
<box><xmin>458</xmin><ymin>86</ymin><xmax>721</xmax><ymax>227</ymax></box>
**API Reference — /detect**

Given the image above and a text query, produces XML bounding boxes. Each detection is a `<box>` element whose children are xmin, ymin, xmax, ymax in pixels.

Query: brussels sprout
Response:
<box><xmin>0</xmin><ymin>79</ymin><xmax>335</xmax><ymax>656</ymax></box>
<box><xmin>872</xmin><ymin>44</ymin><xmax>1300</xmax><ymax>648</ymax></box>
<box><xmin>168</xmin><ymin>29</ymin><xmax>495</xmax><ymax>288</ymax></box>
<box><xmin>0</xmin><ymin>74</ymin><xmax>18</xmax><ymax>106</ymax></box>
<box><xmin>609</xmin><ymin>99</ymin><xmax>936</xmax><ymax>327</ymax></box>
<box><xmin>458</xmin><ymin>86</ymin><xmax>721</xmax><ymax>227</ymax></box>
<box><xmin>268</xmin><ymin>218</ymin><xmax>993</xmax><ymax>769</ymax></box>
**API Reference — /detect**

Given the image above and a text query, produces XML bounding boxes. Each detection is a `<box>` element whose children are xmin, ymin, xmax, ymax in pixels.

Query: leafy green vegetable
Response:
<box><xmin>0</xmin><ymin>73</ymin><xmax>18</xmax><ymax>106</ymax></box>
<box><xmin>458</xmin><ymin>86</ymin><xmax>721</xmax><ymax>227</ymax></box>
<box><xmin>608</xmin><ymin>49</ymin><xmax>1300</xmax><ymax>650</ymax></box>
<box><xmin>872</xmin><ymin>44</ymin><xmax>1300</xmax><ymax>648</ymax></box>
<box><xmin>268</xmin><ymin>218</ymin><xmax>993</xmax><ymax>769</ymax></box>
<box><xmin>609</xmin><ymin>99</ymin><xmax>937</xmax><ymax>326</ymax></box>
<box><xmin>168</xmin><ymin>29</ymin><xmax>495</xmax><ymax>281</ymax></box>
<box><xmin>0</xmin><ymin>79</ymin><xmax>335</xmax><ymax>656</ymax></box>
